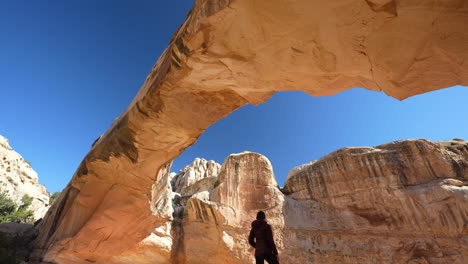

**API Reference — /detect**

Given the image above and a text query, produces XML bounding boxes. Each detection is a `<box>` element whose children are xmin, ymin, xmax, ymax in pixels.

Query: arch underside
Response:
<box><xmin>32</xmin><ymin>0</ymin><xmax>468</xmax><ymax>263</ymax></box>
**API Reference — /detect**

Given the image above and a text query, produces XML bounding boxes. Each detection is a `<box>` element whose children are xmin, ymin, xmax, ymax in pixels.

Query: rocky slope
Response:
<box><xmin>0</xmin><ymin>135</ymin><xmax>49</xmax><ymax>220</ymax></box>
<box><xmin>32</xmin><ymin>0</ymin><xmax>468</xmax><ymax>262</ymax></box>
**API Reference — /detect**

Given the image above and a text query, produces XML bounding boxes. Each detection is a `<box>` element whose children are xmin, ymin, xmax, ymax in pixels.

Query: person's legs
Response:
<box><xmin>255</xmin><ymin>256</ymin><xmax>264</xmax><ymax>264</ymax></box>
<box><xmin>264</xmin><ymin>254</ymin><xmax>279</xmax><ymax>264</ymax></box>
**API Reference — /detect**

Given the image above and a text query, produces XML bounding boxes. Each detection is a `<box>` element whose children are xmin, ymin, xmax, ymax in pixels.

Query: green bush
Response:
<box><xmin>0</xmin><ymin>194</ymin><xmax>16</xmax><ymax>220</ymax></box>
<box><xmin>0</xmin><ymin>192</ymin><xmax>34</xmax><ymax>224</ymax></box>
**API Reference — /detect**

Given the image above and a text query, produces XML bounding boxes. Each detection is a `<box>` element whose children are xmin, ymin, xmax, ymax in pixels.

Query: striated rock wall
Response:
<box><xmin>173</xmin><ymin>140</ymin><xmax>467</xmax><ymax>264</ymax></box>
<box><xmin>110</xmin><ymin>158</ymin><xmax>222</xmax><ymax>264</ymax></box>
<box><xmin>174</xmin><ymin>139</ymin><xmax>468</xmax><ymax>264</ymax></box>
<box><xmin>33</xmin><ymin>0</ymin><xmax>468</xmax><ymax>262</ymax></box>
<box><xmin>183</xmin><ymin>152</ymin><xmax>284</xmax><ymax>264</ymax></box>
<box><xmin>54</xmin><ymin>139</ymin><xmax>467</xmax><ymax>263</ymax></box>
<box><xmin>111</xmin><ymin>162</ymin><xmax>176</xmax><ymax>264</ymax></box>
<box><xmin>0</xmin><ymin>135</ymin><xmax>50</xmax><ymax>220</ymax></box>
<box><xmin>281</xmin><ymin>139</ymin><xmax>468</xmax><ymax>263</ymax></box>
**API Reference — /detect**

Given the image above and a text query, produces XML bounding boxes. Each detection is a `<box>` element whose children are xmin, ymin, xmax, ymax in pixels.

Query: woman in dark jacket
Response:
<box><xmin>248</xmin><ymin>211</ymin><xmax>279</xmax><ymax>264</ymax></box>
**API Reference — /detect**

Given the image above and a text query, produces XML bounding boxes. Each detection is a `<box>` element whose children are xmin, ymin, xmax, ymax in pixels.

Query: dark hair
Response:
<box><xmin>256</xmin><ymin>211</ymin><xmax>266</xmax><ymax>220</ymax></box>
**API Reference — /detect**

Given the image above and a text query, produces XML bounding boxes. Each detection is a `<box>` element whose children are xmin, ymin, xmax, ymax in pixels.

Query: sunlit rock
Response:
<box><xmin>281</xmin><ymin>139</ymin><xmax>468</xmax><ymax>263</ymax></box>
<box><xmin>0</xmin><ymin>135</ymin><xmax>50</xmax><ymax>220</ymax></box>
<box><xmin>32</xmin><ymin>0</ymin><xmax>468</xmax><ymax>262</ymax></box>
<box><xmin>183</xmin><ymin>152</ymin><xmax>284</xmax><ymax>263</ymax></box>
<box><xmin>172</xmin><ymin>158</ymin><xmax>221</xmax><ymax>194</ymax></box>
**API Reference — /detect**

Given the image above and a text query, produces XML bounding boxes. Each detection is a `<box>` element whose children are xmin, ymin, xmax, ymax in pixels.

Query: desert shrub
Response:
<box><xmin>0</xmin><ymin>192</ymin><xmax>34</xmax><ymax>224</ymax></box>
<box><xmin>0</xmin><ymin>194</ymin><xmax>16</xmax><ymax>222</ymax></box>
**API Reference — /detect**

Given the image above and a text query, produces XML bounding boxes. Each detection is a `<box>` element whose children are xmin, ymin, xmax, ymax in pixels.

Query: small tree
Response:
<box><xmin>0</xmin><ymin>192</ymin><xmax>34</xmax><ymax>224</ymax></box>
<box><xmin>13</xmin><ymin>195</ymin><xmax>34</xmax><ymax>224</ymax></box>
<box><xmin>0</xmin><ymin>193</ymin><xmax>16</xmax><ymax>223</ymax></box>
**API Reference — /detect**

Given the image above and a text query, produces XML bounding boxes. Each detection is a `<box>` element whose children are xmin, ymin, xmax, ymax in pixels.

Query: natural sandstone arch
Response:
<box><xmin>32</xmin><ymin>0</ymin><xmax>468</xmax><ymax>263</ymax></box>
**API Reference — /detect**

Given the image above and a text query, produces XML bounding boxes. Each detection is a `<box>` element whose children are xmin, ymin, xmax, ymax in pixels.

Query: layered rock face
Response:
<box><xmin>114</xmin><ymin>152</ymin><xmax>283</xmax><ymax>264</ymax></box>
<box><xmin>109</xmin><ymin>158</ymin><xmax>222</xmax><ymax>263</ymax></box>
<box><xmin>183</xmin><ymin>152</ymin><xmax>283</xmax><ymax>264</ymax></box>
<box><xmin>0</xmin><ymin>135</ymin><xmax>49</xmax><ymax>220</ymax></box>
<box><xmin>33</xmin><ymin>0</ymin><xmax>468</xmax><ymax>262</ymax></box>
<box><xmin>281</xmin><ymin>139</ymin><xmax>468</xmax><ymax>263</ymax></box>
<box><xmin>39</xmin><ymin>139</ymin><xmax>468</xmax><ymax>263</ymax></box>
<box><xmin>152</xmin><ymin>139</ymin><xmax>467</xmax><ymax>264</ymax></box>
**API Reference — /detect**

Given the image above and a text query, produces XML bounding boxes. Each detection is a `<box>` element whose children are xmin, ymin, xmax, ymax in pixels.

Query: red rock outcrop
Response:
<box><xmin>183</xmin><ymin>152</ymin><xmax>284</xmax><ymax>263</ymax></box>
<box><xmin>32</xmin><ymin>0</ymin><xmax>468</xmax><ymax>262</ymax></box>
<box><xmin>281</xmin><ymin>139</ymin><xmax>468</xmax><ymax>263</ymax></box>
<box><xmin>35</xmin><ymin>139</ymin><xmax>468</xmax><ymax>263</ymax></box>
<box><xmin>179</xmin><ymin>140</ymin><xmax>468</xmax><ymax>263</ymax></box>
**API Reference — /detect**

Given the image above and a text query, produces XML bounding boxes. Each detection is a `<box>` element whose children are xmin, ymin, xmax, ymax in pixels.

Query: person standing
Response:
<box><xmin>248</xmin><ymin>211</ymin><xmax>279</xmax><ymax>264</ymax></box>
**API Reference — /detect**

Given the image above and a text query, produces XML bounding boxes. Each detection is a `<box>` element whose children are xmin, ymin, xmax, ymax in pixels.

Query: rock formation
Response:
<box><xmin>171</xmin><ymin>158</ymin><xmax>221</xmax><ymax>195</ymax></box>
<box><xmin>281</xmin><ymin>139</ymin><xmax>468</xmax><ymax>263</ymax></box>
<box><xmin>183</xmin><ymin>152</ymin><xmax>284</xmax><ymax>264</ymax></box>
<box><xmin>0</xmin><ymin>135</ymin><xmax>50</xmax><ymax>220</ymax></box>
<box><xmin>36</xmin><ymin>138</ymin><xmax>468</xmax><ymax>263</ymax></box>
<box><xmin>105</xmin><ymin>158</ymin><xmax>221</xmax><ymax>263</ymax></box>
<box><xmin>126</xmin><ymin>139</ymin><xmax>468</xmax><ymax>263</ymax></box>
<box><xmin>32</xmin><ymin>0</ymin><xmax>468</xmax><ymax>263</ymax></box>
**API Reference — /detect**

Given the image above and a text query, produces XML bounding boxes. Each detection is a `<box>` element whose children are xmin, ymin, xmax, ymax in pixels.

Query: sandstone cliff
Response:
<box><xmin>43</xmin><ymin>139</ymin><xmax>467</xmax><ymax>263</ymax></box>
<box><xmin>32</xmin><ymin>0</ymin><xmax>468</xmax><ymax>262</ymax></box>
<box><xmin>281</xmin><ymin>139</ymin><xmax>468</xmax><ymax>263</ymax></box>
<box><xmin>171</xmin><ymin>158</ymin><xmax>221</xmax><ymax>195</ymax></box>
<box><xmin>183</xmin><ymin>152</ymin><xmax>284</xmax><ymax>264</ymax></box>
<box><xmin>155</xmin><ymin>139</ymin><xmax>468</xmax><ymax>264</ymax></box>
<box><xmin>0</xmin><ymin>135</ymin><xmax>50</xmax><ymax>220</ymax></box>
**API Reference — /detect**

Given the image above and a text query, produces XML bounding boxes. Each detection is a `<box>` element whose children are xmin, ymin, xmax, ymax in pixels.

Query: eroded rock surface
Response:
<box><xmin>0</xmin><ymin>135</ymin><xmax>49</xmax><ymax>220</ymax></box>
<box><xmin>38</xmin><ymin>139</ymin><xmax>468</xmax><ymax>263</ymax></box>
<box><xmin>177</xmin><ymin>140</ymin><xmax>467</xmax><ymax>264</ymax></box>
<box><xmin>171</xmin><ymin>158</ymin><xmax>221</xmax><ymax>195</ymax></box>
<box><xmin>183</xmin><ymin>152</ymin><xmax>284</xmax><ymax>263</ymax></box>
<box><xmin>281</xmin><ymin>139</ymin><xmax>468</xmax><ymax>263</ymax></box>
<box><xmin>33</xmin><ymin>0</ymin><xmax>468</xmax><ymax>262</ymax></box>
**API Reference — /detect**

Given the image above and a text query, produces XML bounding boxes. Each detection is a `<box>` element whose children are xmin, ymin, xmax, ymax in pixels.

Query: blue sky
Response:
<box><xmin>1</xmin><ymin>1</ymin><xmax>466</xmax><ymax>193</ymax></box>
